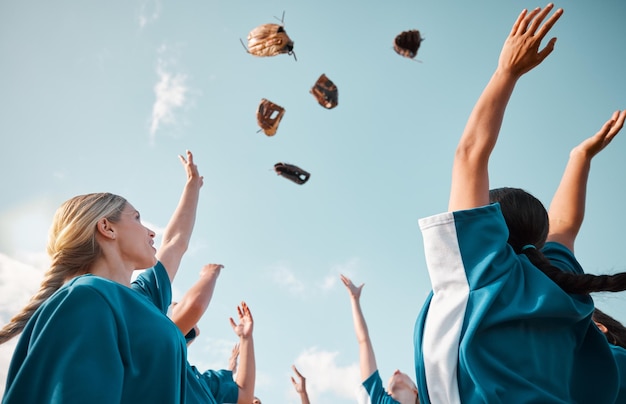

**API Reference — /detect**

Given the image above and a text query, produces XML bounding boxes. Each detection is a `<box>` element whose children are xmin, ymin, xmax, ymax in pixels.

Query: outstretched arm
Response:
<box><xmin>156</xmin><ymin>150</ymin><xmax>204</xmax><ymax>282</ymax></box>
<box><xmin>547</xmin><ymin>110</ymin><xmax>625</xmax><ymax>251</ymax></box>
<box><xmin>170</xmin><ymin>263</ymin><xmax>223</xmax><ymax>336</ymax></box>
<box><xmin>230</xmin><ymin>302</ymin><xmax>255</xmax><ymax>404</ymax></box>
<box><xmin>291</xmin><ymin>365</ymin><xmax>311</xmax><ymax>404</ymax></box>
<box><xmin>449</xmin><ymin>5</ymin><xmax>563</xmax><ymax>211</ymax></box>
<box><xmin>340</xmin><ymin>274</ymin><xmax>377</xmax><ymax>381</ymax></box>
<box><xmin>228</xmin><ymin>342</ymin><xmax>240</xmax><ymax>374</ymax></box>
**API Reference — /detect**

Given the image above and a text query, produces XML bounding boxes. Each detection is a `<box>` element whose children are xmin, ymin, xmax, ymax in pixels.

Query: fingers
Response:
<box><xmin>526</xmin><ymin>4</ymin><xmax>553</xmax><ymax>36</ymax></box>
<box><xmin>511</xmin><ymin>4</ymin><xmax>563</xmax><ymax>43</ymax></box>
<box><xmin>292</xmin><ymin>365</ymin><xmax>303</xmax><ymax>377</ymax></box>
<box><xmin>601</xmin><ymin>110</ymin><xmax>626</xmax><ymax>145</ymax></box>
<box><xmin>609</xmin><ymin>110</ymin><xmax>626</xmax><ymax>135</ymax></box>
<box><xmin>239</xmin><ymin>301</ymin><xmax>253</xmax><ymax>321</ymax></box>
<box><xmin>509</xmin><ymin>9</ymin><xmax>528</xmax><ymax>37</ymax></box>
<box><xmin>535</xmin><ymin>6</ymin><xmax>563</xmax><ymax>40</ymax></box>
<box><xmin>518</xmin><ymin>7</ymin><xmax>543</xmax><ymax>36</ymax></box>
<box><xmin>178</xmin><ymin>149</ymin><xmax>193</xmax><ymax>164</ymax></box>
<box><xmin>536</xmin><ymin>37</ymin><xmax>557</xmax><ymax>62</ymax></box>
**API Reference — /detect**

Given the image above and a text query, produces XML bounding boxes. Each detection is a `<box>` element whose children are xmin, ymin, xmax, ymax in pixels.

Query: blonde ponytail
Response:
<box><xmin>0</xmin><ymin>193</ymin><xmax>127</xmax><ymax>344</ymax></box>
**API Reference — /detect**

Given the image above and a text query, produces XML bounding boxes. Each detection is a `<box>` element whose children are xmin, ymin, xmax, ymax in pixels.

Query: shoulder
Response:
<box><xmin>542</xmin><ymin>241</ymin><xmax>584</xmax><ymax>275</ymax></box>
<box><xmin>357</xmin><ymin>370</ymin><xmax>398</xmax><ymax>404</ymax></box>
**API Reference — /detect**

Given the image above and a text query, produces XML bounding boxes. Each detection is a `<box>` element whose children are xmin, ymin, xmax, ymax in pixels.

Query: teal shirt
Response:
<box><xmin>3</xmin><ymin>263</ymin><xmax>188</xmax><ymax>403</ymax></box>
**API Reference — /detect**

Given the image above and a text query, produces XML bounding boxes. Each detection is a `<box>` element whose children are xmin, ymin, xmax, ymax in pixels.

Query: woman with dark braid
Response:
<box><xmin>413</xmin><ymin>4</ymin><xmax>626</xmax><ymax>403</ymax></box>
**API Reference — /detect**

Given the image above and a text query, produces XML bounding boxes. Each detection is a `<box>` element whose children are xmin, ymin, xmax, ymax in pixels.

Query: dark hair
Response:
<box><xmin>489</xmin><ymin>187</ymin><xmax>626</xmax><ymax>295</ymax></box>
<box><xmin>593</xmin><ymin>308</ymin><xmax>626</xmax><ymax>349</ymax></box>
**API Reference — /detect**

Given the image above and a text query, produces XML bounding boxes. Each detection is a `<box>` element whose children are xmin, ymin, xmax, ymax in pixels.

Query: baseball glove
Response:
<box><xmin>393</xmin><ymin>30</ymin><xmax>423</xmax><ymax>59</ymax></box>
<box><xmin>257</xmin><ymin>98</ymin><xmax>285</xmax><ymax>137</ymax></box>
<box><xmin>244</xmin><ymin>23</ymin><xmax>296</xmax><ymax>60</ymax></box>
<box><xmin>274</xmin><ymin>162</ymin><xmax>310</xmax><ymax>185</ymax></box>
<box><xmin>310</xmin><ymin>73</ymin><xmax>338</xmax><ymax>109</ymax></box>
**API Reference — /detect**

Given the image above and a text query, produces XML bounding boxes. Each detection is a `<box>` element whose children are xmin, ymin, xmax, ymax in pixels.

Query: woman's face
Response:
<box><xmin>115</xmin><ymin>203</ymin><xmax>156</xmax><ymax>269</ymax></box>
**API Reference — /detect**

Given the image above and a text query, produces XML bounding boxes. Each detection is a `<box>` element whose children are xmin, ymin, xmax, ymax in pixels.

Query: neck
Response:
<box><xmin>90</xmin><ymin>258</ymin><xmax>133</xmax><ymax>287</ymax></box>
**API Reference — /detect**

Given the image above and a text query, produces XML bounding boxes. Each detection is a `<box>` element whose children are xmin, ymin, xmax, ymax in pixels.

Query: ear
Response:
<box><xmin>594</xmin><ymin>320</ymin><xmax>609</xmax><ymax>334</ymax></box>
<box><xmin>96</xmin><ymin>218</ymin><xmax>116</xmax><ymax>240</ymax></box>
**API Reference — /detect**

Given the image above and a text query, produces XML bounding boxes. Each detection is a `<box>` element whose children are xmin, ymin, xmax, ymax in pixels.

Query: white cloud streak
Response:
<box><xmin>149</xmin><ymin>44</ymin><xmax>189</xmax><ymax>142</ymax></box>
<box><xmin>271</xmin><ymin>258</ymin><xmax>361</xmax><ymax>297</ymax></box>
<box><xmin>138</xmin><ymin>0</ymin><xmax>161</xmax><ymax>29</ymax></box>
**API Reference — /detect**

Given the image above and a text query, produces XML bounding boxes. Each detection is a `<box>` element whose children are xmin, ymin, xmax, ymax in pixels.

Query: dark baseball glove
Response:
<box><xmin>274</xmin><ymin>162</ymin><xmax>310</xmax><ymax>185</ymax></box>
<box><xmin>310</xmin><ymin>73</ymin><xmax>338</xmax><ymax>109</ymax></box>
<box><xmin>257</xmin><ymin>98</ymin><xmax>285</xmax><ymax>137</ymax></box>
<box><xmin>393</xmin><ymin>30</ymin><xmax>423</xmax><ymax>59</ymax></box>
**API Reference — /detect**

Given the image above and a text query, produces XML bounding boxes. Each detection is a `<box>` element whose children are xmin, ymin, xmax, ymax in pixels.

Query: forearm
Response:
<box><xmin>547</xmin><ymin>148</ymin><xmax>591</xmax><ymax>250</ymax></box>
<box><xmin>449</xmin><ymin>69</ymin><xmax>519</xmax><ymax>211</ymax></box>
<box><xmin>351</xmin><ymin>299</ymin><xmax>377</xmax><ymax>380</ymax></box>
<box><xmin>157</xmin><ymin>177</ymin><xmax>203</xmax><ymax>281</ymax></box>
<box><xmin>236</xmin><ymin>336</ymin><xmax>256</xmax><ymax>404</ymax></box>
<box><xmin>300</xmin><ymin>391</ymin><xmax>311</xmax><ymax>404</ymax></box>
<box><xmin>171</xmin><ymin>273</ymin><xmax>219</xmax><ymax>335</ymax></box>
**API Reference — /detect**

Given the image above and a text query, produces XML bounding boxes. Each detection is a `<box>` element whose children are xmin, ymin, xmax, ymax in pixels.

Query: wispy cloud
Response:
<box><xmin>149</xmin><ymin>44</ymin><xmax>190</xmax><ymax>142</ymax></box>
<box><xmin>270</xmin><ymin>258</ymin><xmax>361</xmax><ymax>297</ymax></box>
<box><xmin>289</xmin><ymin>347</ymin><xmax>360</xmax><ymax>402</ymax></box>
<box><xmin>138</xmin><ymin>0</ymin><xmax>162</xmax><ymax>29</ymax></box>
<box><xmin>271</xmin><ymin>263</ymin><xmax>306</xmax><ymax>296</ymax></box>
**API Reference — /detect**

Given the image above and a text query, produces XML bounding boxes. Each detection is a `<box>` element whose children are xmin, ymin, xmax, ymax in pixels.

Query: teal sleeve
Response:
<box><xmin>356</xmin><ymin>370</ymin><xmax>399</xmax><ymax>404</ymax></box>
<box><xmin>199</xmin><ymin>369</ymin><xmax>239</xmax><ymax>403</ymax></box>
<box><xmin>3</xmin><ymin>286</ymin><xmax>123</xmax><ymax>403</ymax></box>
<box><xmin>131</xmin><ymin>261</ymin><xmax>172</xmax><ymax>314</ymax></box>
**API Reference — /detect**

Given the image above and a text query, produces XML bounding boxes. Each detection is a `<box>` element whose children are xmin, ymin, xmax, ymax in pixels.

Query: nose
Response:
<box><xmin>147</xmin><ymin>228</ymin><xmax>155</xmax><ymax>238</ymax></box>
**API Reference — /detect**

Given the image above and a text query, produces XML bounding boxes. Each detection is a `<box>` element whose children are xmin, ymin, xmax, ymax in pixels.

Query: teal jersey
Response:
<box><xmin>414</xmin><ymin>203</ymin><xmax>618</xmax><ymax>403</ymax></box>
<box><xmin>3</xmin><ymin>262</ymin><xmax>188</xmax><ymax>403</ymax></box>
<box><xmin>610</xmin><ymin>345</ymin><xmax>626</xmax><ymax>403</ymax></box>
<box><xmin>133</xmin><ymin>265</ymin><xmax>238</xmax><ymax>404</ymax></box>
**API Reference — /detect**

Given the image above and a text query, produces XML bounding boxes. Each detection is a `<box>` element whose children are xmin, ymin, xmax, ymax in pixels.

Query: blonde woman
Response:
<box><xmin>1</xmin><ymin>151</ymin><xmax>255</xmax><ymax>404</ymax></box>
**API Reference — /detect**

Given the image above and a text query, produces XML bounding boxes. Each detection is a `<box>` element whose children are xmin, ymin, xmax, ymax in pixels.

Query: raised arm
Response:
<box><xmin>170</xmin><ymin>263</ymin><xmax>223</xmax><ymax>336</ymax></box>
<box><xmin>229</xmin><ymin>302</ymin><xmax>255</xmax><ymax>404</ymax></box>
<box><xmin>449</xmin><ymin>4</ymin><xmax>562</xmax><ymax>211</ymax></box>
<box><xmin>340</xmin><ymin>274</ymin><xmax>377</xmax><ymax>381</ymax></box>
<box><xmin>547</xmin><ymin>110</ymin><xmax>625</xmax><ymax>251</ymax></box>
<box><xmin>291</xmin><ymin>365</ymin><xmax>311</xmax><ymax>404</ymax></box>
<box><xmin>156</xmin><ymin>150</ymin><xmax>204</xmax><ymax>282</ymax></box>
<box><xmin>228</xmin><ymin>342</ymin><xmax>240</xmax><ymax>374</ymax></box>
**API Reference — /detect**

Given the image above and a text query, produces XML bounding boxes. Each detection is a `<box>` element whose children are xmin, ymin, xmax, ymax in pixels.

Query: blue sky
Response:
<box><xmin>1</xmin><ymin>1</ymin><xmax>625</xmax><ymax>402</ymax></box>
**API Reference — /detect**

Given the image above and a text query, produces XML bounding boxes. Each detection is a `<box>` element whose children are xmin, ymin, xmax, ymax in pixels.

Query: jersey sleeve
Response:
<box><xmin>197</xmin><ymin>369</ymin><xmax>239</xmax><ymax>403</ymax></box>
<box><xmin>3</xmin><ymin>286</ymin><xmax>124</xmax><ymax>403</ymax></box>
<box><xmin>356</xmin><ymin>370</ymin><xmax>399</xmax><ymax>404</ymax></box>
<box><xmin>131</xmin><ymin>261</ymin><xmax>172</xmax><ymax>314</ymax></box>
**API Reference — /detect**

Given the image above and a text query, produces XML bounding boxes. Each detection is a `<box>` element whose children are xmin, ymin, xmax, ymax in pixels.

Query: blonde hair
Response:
<box><xmin>0</xmin><ymin>193</ymin><xmax>127</xmax><ymax>344</ymax></box>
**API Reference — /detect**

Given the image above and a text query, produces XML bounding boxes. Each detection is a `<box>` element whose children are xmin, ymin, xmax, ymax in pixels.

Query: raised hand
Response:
<box><xmin>573</xmin><ymin>110</ymin><xmax>626</xmax><ymax>158</ymax></box>
<box><xmin>178</xmin><ymin>149</ymin><xmax>204</xmax><ymax>187</ymax></box>
<box><xmin>229</xmin><ymin>302</ymin><xmax>253</xmax><ymax>339</ymax></box>
<box><xmin>291</xmin><ymin>365</ymin><xmax>307</xmax><ymax>394</ymax></box>
<box><xmin>498</xmin><ymin>4</ymin><xmax>563</xmax><ymax>78</ymax></box>
<box><xmin>340</xmin><ymin>274</ymin><xmax>364</xmax><ymax>300</ymax></box>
